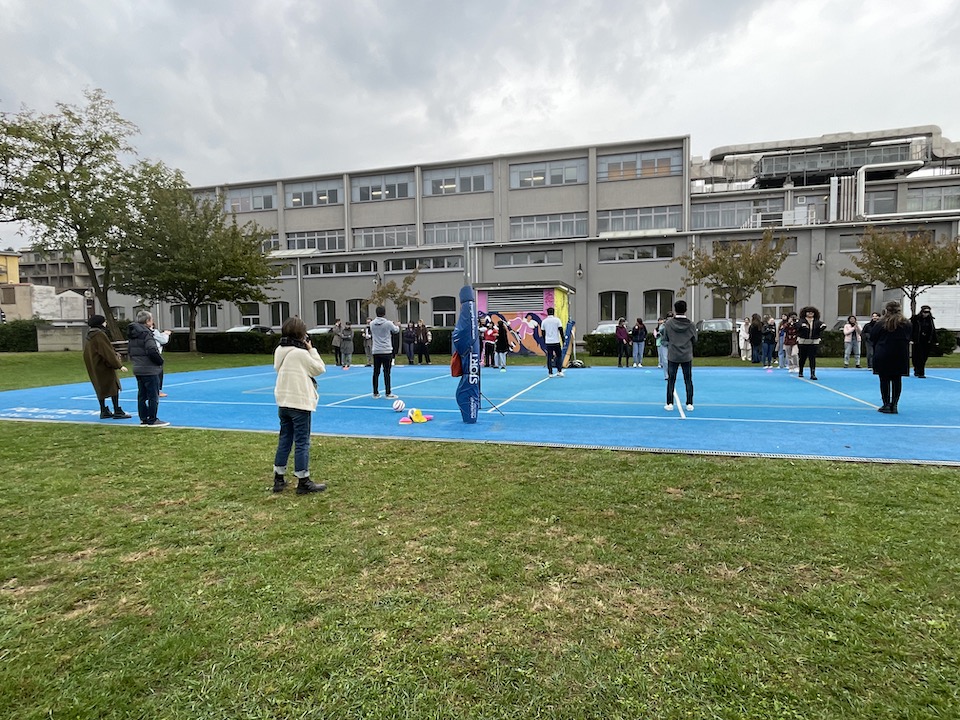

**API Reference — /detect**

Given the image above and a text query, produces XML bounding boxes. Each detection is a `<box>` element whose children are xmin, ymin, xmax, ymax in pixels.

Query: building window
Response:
<box><xmin>110</xmin><ymin>306</ymin><xmax>126</xmax><ymax>321</ymax></box>
<box><xmin>286</xmin><ymin>230</ymin><xmax>346</xmax><ymax>252</ymax></box>
<box><xmin>284</xmin><ymin>179</ymin><xmax>343</xmax><ymax>208</ymax></box>
<box><xmin>347</xmin><ymin>299</ymin><xmax>364</xmax><ymax>326</ymax></box>
<box><xmin>509</xmin><ymin>158</ymin><xmax>587</xmax><ymax>188</ymax></box>
<box><xmin>262</xmin><ymin>234</ymin><xmax>281</xmax><ymax>252</ymax></box>
<box><xmin>692</xmin><ymin>198</ymin><xmax>785</xmax><ymax>229</ymax></box>
<box><xmin>351</xmin><ymin>172</ymin><xmax>414</xmax><ymax>202</ymax></box>
<box><xmin>643</xmin><ymin>290</ymin><xmax>674</xmax><ymax>321</ymax></box>
<box><xmin>599</xmin><ymin>291</ymin><xmax>628</xmax><ymax>322</ymax></box>
<box><xmin>863</xmin><ymin>190</ymin><xmax>897</xmax><ymax>215</ymax></box>
<box><xmin>713</xmin><ymin>235</ymin><xmax>797</xmax><ymax>254</ymax></box>
<box><xmin>423</xmin><ymin>164</ymin><xmax>493</xmax><ymax>195</ymax></box>
<box><xmin>197</xmin><ymin>303</ymin><xmax>217</xmax><ymax>328</ymax></box>
<box><xmin>303</xmin><ymin>260</ymin><xmax>377</xmax><ymax>276</ymax></box>
<box><xmin>597</xmin><ymin>206</ymin><xmax>683</xmax><ymax>232</ymax></box>
<box><xmin>385</xmin><ymin>256</ymin><xmax>462</xmax><ymax>272</ymax></box>
<box><xmin>424</xmin><ymin>219</ymin><xmax>494</xmax><ymax>245</ymax></box>
<box><xmin>226</xmin><ymin>186</ymin><xmax>276</xmax><ymax>213</ymax></box>
<box><xmin>171</xmin><ymin>304</ymin><xmax>189</xmax><ymax>329</ymax></box>
<box><xmin>906</xmin><ymin>185</ymin><xmax>960</xmax><ymax>212</ymax></box>
<box><xmin>432</xmin><ymin>296</ymin><xmax>456</xmax><ymax>327</ymax></box>
<box><xmin>352</xmin><ymin>225</ymin><xmax>417</xmax><ymax>250</ymax></box>
<box><xmin>397</xmin><ymin>299</ymin><xmax>421</xmax><ymax>325</ymax></box>
<box><xmin>270</xmin><ymin>301</ymin><xmax>290</xmax><ymax>327</ymax></box>
<box><xmin>598</xmin><ymin>149</ymin><xmax>683</xmax><ymax>180</ymax></box>
<box><xmin>838</xmin><ymin>284</ymin><xmax>874</xmax><ymax>318</ymax></box>
<box><xmin>494</xmin><ymin>250</ymin><xmax>563</xmax><ymax>267</ymax></box>
<box><xmin>711</xmin><ymin>295</ymin><xmax>740</xmax><ymax>320</ymax></box>
<box><xmin>275</xmin><ymin>264</ymin><xmax>296</xmax><ymax>277</ymax></box>
<box><xmin>598</xmin><ymin>244</ymin><xmax>674</xmax><ymax>262</ymax></box>
<box><xmin>509</xmin><ymin>212</ymin><xmax>588</xmax><ymax>241</ymax></box>
<box><xmin>314</xmin><ymin>300</ymin><xmax>335</xmax><ymax>326</ymax></box>
<box><xmin>238</xmin><ymin>303</ymin><xmax>260</xmax><ymax>326</ymax></box>
<box><xmin>761</xmin><ymin>286</ymin><xmax>796</xmax><ymax>318</ymax></box>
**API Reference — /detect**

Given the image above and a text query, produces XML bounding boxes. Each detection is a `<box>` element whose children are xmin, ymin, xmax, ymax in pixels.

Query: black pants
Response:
<box><xmin>666</xmin><ymin>360</ymin><xmax>694</xmax><ymax>405</ymax></box>
<box><xmin>913</xmin><ymin>345</ymin><xmax>930</xmax><ymax>377</ymax></box>
<box><xmin>545</xmin><ymin>343</ymin><xmax>562</xmax><ymax>374</ymax></box>
<box><xmin>798</xmin><ymin>344</ymin><xmax>819</xmax><ymax>375</ymax></box>
<box><xmin>617</xmin><ymin>342</ymin><xmax>631</xmax><ymax>366</ymax></box>
<box><xmin>484</xmin><ymin>342</ymin><xmax>495</xmax><ymax>367</ymax></box>
<box><xmin>879</xmin><ymin>375</ymin><xmax>903</xmax><ymax>408</ymax></box>
<box><xmin>416</xmin><ymin>342</ymin><xmax>430</xmax><ymax>364</ymax></box>
<box><xmin>372</xmin><ymin>354</ymin><xmax>393</xmax><ymax>395</ymax></box>
<box><xmin>333</xmin><ymin>346</ymin><xmax>342</xmax><ymax>366</ymax></box>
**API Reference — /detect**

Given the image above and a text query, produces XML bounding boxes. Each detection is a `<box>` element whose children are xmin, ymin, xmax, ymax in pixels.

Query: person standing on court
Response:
<box><xmin>796</xmin><ymin>306</ymin><xmax>826</xmax><ymax>380</ymax></box>
<box><xmin>862</xmin><ymin>311</ymin><xmax>881</xmax><ymax>369</ymax></box>
<box><xmin>494</xmin><ymin>318</ymin><xmax>510</xmax><ymax>371</ymax></box>
<box><xmin>654</xmin><ymin>314</ymin><xmax>671</xmax><ymax>380</ymax></box>
<box><xmin>127</xmin><ymin>310</ymin><xmax>168</xmax><ymax>426</ymax></box>
<box><xmin>910</xmin><ymin>304</ymin><xmax>937</xmax><ymax>378</ymax></box>
<box><xmin>870</xmin><ymin>300</ymin><xmax>912</xmax><ymax>414</ymax></box>
<box><xmin>371</xmin><ymin>306</ymin><xmax>400</xmax><ymax>398</ymax></box>
<box><xmin>614</xmin><ymin>318</ymin><xmax>630</xmax><ymax>368</ymax></box>
<box><xmin>842</xmin><ymin>315</ymin><xmax>862</xmax><ymax>368</ymax></box>
<box><xmin>82</xmin><ymin>314</ymin><xmax>131</xmax><ymax>420</ymax></box>
<box><xmin>152</xmin><ymin>323</ymin><xmax>172</xmax><ymax>396</ymax></box>
<box><xmin>362</xmin><ymin>318</ymin><xmax>373</xmax><ymax>366</ymax></box>
<box><xmin>415</xmin><ymin>320</ymin><xmax>432</xmax><ymax>364</ymax></box>
<box><xmin>272</xmin><ymin>316</ymin><xmax>327</xmax><ymax>494</ymax></box>
<box><xmin>782</xmin><ymin>312</ymin><xmax>799</xmax><ymax>373</ymax></box>
<box><xmin>331</xmin><ymin>319</ymin><xmax>343</xmax><ymax>367</ymax></box>
<box><xmin>540</xmin><ymin>307</ymin><xmax>565</xmax><ymax>377</ymax></box>
<box><xmin>661</xmin><ymin>299</ymin><xmax>697</xmax><ymax>411</ymax></box>
<box><xmin>630</xmin><ymin>318</ymin><xmax>648</xmax><ymax>368</ymax></box>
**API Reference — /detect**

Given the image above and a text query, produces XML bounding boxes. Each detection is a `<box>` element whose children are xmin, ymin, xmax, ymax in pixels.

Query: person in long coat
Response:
<box><xmin>82</xmin><ymin>315</ymin><xmax>131</xmax><ymax>420</ymax></box>
<box><xmin>870</xmin><ymin>300</ymin><xmax>912</xmax><ymax>414</ymax></box>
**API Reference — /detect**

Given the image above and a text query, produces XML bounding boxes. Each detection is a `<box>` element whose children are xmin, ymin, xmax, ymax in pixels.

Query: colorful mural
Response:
<box><xmin>475</xmin><ymin>287</ymin><xmax>577</xmax><ymax>366</ymax></box>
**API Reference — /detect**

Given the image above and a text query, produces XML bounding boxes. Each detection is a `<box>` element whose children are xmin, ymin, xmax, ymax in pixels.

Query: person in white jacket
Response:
<box><xmin>272</xmin><ymin>316</ymin><xmax>327</xmax><ymax>494</ymax></box>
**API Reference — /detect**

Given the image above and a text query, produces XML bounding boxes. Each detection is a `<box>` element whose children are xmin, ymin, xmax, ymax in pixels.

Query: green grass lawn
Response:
<box><xmin>1</xmin><ymin>352</ymin><xmax>959</xmax><ymax>719</ymax></box>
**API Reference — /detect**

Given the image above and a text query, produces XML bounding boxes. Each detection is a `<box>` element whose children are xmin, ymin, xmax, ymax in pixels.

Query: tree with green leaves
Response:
<box><xmin>112</xmin><ymin>169</ymin><xmax>278</xmax><ymax>352</ymax></box>
<box><xmin>674</xmin><ymin>229</ymin><xmax>789</xmax><ymax>355</ymax></box>
<box><xmin>0</xmin><ymin>88</ymin><xmax>139</xmax><ymax>339</ymax></box>
<box><xmin>840</xmin><ymin>227</ymin><xmax>960</xmax><ymax>317</ymax></box>
<box><xmin>364</xmin><ymin>268</ymin><xmax>424</xmax><ymax>320</ymax></box>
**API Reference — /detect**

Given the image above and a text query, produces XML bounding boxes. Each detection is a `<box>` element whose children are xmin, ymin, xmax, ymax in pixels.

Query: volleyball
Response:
<box><xmin>392</xmin><ymin>399</ymin><xmax>406</xmax><ymax>412</ymax></box>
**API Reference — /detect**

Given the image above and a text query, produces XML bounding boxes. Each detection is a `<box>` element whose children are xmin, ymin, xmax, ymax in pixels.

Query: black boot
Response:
<box><xmin>100</xmin><ymin>407</ymin><xmax>113</xmax><ymax>419</ymax></box>
<box><xmin>272</xmin><ymin>473</ymin><xmax>286</xmax><ymax>493</ymax></box>
<box><xmin>878</xmin><ymin>405</ymin><xmax>893</xmax><ymax>413</ymax></box>
<box><xmin>112</xmin><ymin>407</ymin><xmax>132</xmax><ymax>419</ymax></box>
<box><xmin>296</xmin><ymin>477</ymin><xmax>327</xmax><ymax>494</ymax></box>
<box><xmin>890</xmin><ymin>404</ymin><xmax>898</xmax><ymax>414</ymax></box>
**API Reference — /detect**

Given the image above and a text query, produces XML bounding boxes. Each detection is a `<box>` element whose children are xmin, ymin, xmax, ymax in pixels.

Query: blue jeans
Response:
<box><xmin>274</xmin><ymin>407</ymin><xmax>312</xmax><ymax>477</ymax></box>
<box><xmin>762</xmin><ymin>341</ymin><xmax>775</xmax><ymax>366</ymax></box>
<box><xmin>633</xmin><ymin>341</ymin><xmax>645</xmax><ymax>365</ymax></box>
<box><xmin>135</xmin><ymin>374</ymin><xmax>161</xmax><ymax>424</ymax></box>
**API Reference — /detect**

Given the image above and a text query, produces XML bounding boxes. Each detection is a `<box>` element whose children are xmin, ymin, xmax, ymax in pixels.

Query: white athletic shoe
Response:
<box><xmin>664</xmin><ymin>403</ymin><xmax>674</xmax><ymax>411</ymax></box>
<box><xmin>557</xmin><ymin>371</ymin><xmax>565</xmax><ymax>377</ymax></box>
<box><xmin>686</xmin><ymin>404</ymin><xmax>694</xmax><ymax>411</ymax></box>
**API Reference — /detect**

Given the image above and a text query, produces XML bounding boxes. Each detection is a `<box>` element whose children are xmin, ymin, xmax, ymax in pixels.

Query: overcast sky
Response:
<box><xmin>2</xmin><ymin>0</ymin><xmax>959</xmax><ymax>250</ymax></box>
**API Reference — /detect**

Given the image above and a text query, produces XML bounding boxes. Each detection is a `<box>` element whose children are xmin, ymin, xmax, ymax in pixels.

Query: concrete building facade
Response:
<box><xmin>18</xmin><ymin>125</ymin><xmax>960</xmax><ymax>334</ymax></box>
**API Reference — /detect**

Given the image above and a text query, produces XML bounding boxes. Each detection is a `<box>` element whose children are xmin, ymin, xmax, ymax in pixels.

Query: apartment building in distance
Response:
<box><xmin>21</xmin><ymin>124</ymin><xmax>960</xmax><ymax>334</ymax></box>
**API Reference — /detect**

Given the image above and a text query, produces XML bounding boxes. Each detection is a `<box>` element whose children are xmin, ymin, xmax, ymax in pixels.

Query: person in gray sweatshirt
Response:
<box><xmin>661</xmin><ymin>299</ymin><xmax>698</xmax><ymax>412</ymax></box>
<box><xmin>370</xmin><ymin>305</ymin><xmax>400</xmax><ymax>399</ymax></box>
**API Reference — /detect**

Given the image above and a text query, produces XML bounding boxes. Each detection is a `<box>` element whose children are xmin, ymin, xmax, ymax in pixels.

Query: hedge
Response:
<box><xmin>0</xmin><ymin>319</ymin><xmax>42</xmax><ymax>352</ymax></box>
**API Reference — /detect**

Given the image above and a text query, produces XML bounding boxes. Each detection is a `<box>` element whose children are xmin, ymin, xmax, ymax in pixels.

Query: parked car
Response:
<box><xmin>226</xmin><ymin>325</ymin><xmax>275</xmax><ymax>334</ymax></box>
<box><xmin>307</xmin><ymin>326</ymin><xmax>332</xmax><ymax>336</ymax></box>
<box><xmin>589</xmin><ymin>322</ymin><xmax>619</xmax><ymax>335</ymax></box>
<box><xmin>695</xmin><ymin>319</ymin><xmax>734</xmax><ymax>332</ymax></box>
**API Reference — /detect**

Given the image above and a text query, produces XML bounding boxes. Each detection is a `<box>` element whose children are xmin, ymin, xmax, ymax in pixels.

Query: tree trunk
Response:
<box><xmin>189</xmin><ymin>304</ymin><xmax>199</xmax><ymax>352</ymax></box>
<box><xmin>77</xmin><ymin>243</ymin><xmax>123</xmax><ymax>340</ymax></box>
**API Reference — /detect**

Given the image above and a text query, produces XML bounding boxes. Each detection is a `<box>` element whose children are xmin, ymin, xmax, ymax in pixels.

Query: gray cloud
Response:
<box><xmin>1</xmin><ymin>0</ymin><xmax>959</xmax><ymax>250</ymax></box>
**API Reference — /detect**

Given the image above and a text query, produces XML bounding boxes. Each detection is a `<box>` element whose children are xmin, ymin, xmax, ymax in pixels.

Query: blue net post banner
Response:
<box><xmin>452</xmin><ymin>285</ymin><xmax>481</xmax><ymax>423</ymax></box>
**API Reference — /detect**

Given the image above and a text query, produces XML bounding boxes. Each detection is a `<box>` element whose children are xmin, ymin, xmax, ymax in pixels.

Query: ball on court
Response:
<box><xmin>392</xmin><ymin>399</ymin><xmax>406</xmax><ymax>412</ymax></box>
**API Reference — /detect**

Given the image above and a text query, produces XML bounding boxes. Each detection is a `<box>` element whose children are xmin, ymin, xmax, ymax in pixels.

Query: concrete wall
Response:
<box><xmin>37</xmin><ymin>325</ymin><xmax>85</xmax><ymax>352</ymax></box>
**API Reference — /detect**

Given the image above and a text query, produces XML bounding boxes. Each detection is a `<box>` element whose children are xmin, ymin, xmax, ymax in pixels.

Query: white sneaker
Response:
<box><xmin>664</xmin><ymin>403</ymin><xmax>674</xmax><ymax>411</ymax></box>
<box><xmin>686</xmin><ymin>404</ymin><xmax>694</xmax><ymax>411</ymax></box>
<box><xmin>386</xmin><ymin>394</ymin><xmax>399</xmax><ymax>399</ymax></box>
<box><xmin>632</xmin><ymin>363</ymin><xmax>637</xmax><ymax>367</ymax></box>
<box><xmin>500</xmin><ymin>368</ymin><xmax>506</xmax><ymax>373</ymax></box>
<box><xmin>557</xmin><ymin>371</ymin><xmax>565</xmax><ymax>377</ymax></box>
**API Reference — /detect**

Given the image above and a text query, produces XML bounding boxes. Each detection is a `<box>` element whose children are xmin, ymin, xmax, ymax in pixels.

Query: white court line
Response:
<box><xmin>489</xmin><ymin>375</ymin><xmax>554</xmax><ymax>411</ymax></box>
<box><xmin>325</xmin><ymin>373</ymin><xmax>449</xmax><ymax>407</ymax></box>
<box><xmin>674</xmin><ymin>390</ymin><xmax>685</xmax><ymax>418</ymax></box>
<box><xmin>799</xmin><ymin>377</ymin><xmax>878</xmax><ymax>408</ymax></box>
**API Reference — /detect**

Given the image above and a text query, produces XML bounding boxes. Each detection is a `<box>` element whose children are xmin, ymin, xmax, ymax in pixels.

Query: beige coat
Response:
<box><xmin>274</xmin><ymin>344</ymin><xmax>326</xmax><ymax>411</ymax></box>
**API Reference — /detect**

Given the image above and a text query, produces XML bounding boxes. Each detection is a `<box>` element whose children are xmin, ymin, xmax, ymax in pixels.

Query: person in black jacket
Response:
<box><xmin>910</xmin><ymin>304</ymin><xmax>937</xmax><ymax>378</ymax></box>
<box><xmin>796</xmin><ymin>306</ymin><xmax>827</xmax><ymax>380</ymax></box>
<box><xmin>127</xmin><ymin>310</ymin><xmax>168</xmax><ymax>426</ymax></box>
<box><xmin>862</xmin><ymin>311</ymin><xmax>881</xmax><ymax>369</ymax></box>
<box><xmin>871</xmin><ymin>300</ymin><xmax>912</xmax><ymax>413</ymax></box>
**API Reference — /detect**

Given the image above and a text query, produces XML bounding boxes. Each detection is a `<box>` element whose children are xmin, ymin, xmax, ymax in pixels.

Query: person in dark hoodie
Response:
<box><xmin>661</xmin><ymin>299</ymin><xmax>698</xmax><ymax>412</ymax></box>
<box><xmin>910</xmin><ymin>304</ymin><xmax>937</xmax><ymax>378</ymax></box>
<box><xmin>82</xmin><ymin>315</ymin><xmax>131</xmax><ymax>420</ymax></box>
<box><xmin>127</xmin><ymin>310</ymin><xmax>168</xmax><ymax>426</ymax></box>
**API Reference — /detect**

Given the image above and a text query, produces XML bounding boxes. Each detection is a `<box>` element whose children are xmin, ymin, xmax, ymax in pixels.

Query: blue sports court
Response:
<box><xmin>1</xmin><ymin>363</ymin><xmax>958</xmax><ymax>466</ymax></box>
